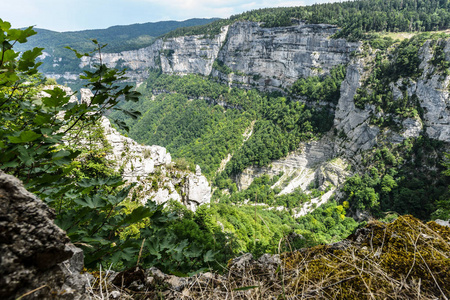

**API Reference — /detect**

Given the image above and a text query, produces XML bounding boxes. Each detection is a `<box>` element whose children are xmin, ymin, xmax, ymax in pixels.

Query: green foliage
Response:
<box><xmin>344</xmin><ymin>138</ymin><xmax>449</xmax><ymax>219</ymax></box>
<box><xmin>431</xmin><ymin>153</ymin><xmax>450</xmax><ymax>220</ymax></box>
<box><xmin>0</xmin><ymin>21</ymin><xmax>224</xmax><ymax>274</ymax></box>
<box><xmin>290</xmin><ymin>65</ymin><xmax>347</xmax><ymax>104</ymax></box>
<box><xmin>296</xmin><ymin>201</ymin><xmax>358</xmax><ymax>247</ymax></box>
<box><xmin>112</xmin><ymin>71</ymin><xmax>334</xmax><ymax>181</ymax></box>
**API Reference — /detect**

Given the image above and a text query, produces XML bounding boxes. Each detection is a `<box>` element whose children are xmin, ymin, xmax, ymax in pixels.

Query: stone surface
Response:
<box><xmin>0</xmin><ymin>171</ymin><xmax>87</xmax><ymax>300</ymax></box>
<box><xmin>213</xmin><ymin>21</ymin><xmax>359</xmax><ymax>90</ymax></box>
<box><xmin>101</xmin><ymin>117</ymin><xmax>171</xmax><ymax>182</ymax></box>
<box><xmin>100</xmin><ymin>116</ymin><xmax>211</xmax><ymax>211</ymax></box>
<box><xmin>44</xmin><ymin>21</ymin><xmax>358</xmax><ymax>92</ymax></box>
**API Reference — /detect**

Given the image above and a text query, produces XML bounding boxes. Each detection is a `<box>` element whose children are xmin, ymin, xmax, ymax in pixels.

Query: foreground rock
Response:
<box><xmin>0</xmin><ymin>171</ymin><xmax>88</xmax><ymax>300</ymax></box>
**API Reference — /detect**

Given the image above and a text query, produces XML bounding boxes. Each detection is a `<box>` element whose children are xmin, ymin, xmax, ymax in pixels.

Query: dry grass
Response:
<box><xmin>378</xmin><ymin>30</ymin><xmax>450</xmax><ymax>41</ymax></box>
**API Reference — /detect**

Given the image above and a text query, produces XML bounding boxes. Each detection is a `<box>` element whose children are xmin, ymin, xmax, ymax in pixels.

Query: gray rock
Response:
<box><xmin>214</xmin><ymin>21</ymin><xmax>359</xmax><ymax>90</ymax></box>
<box><xmin>0</xmin><ymin>171</ymin><xmax>87</xmax><ymax>300</ymax></box>
<box><xmin>435</xmin><ymin>219</ymin><xmax>450</xmax><ymax>227</ymax></box>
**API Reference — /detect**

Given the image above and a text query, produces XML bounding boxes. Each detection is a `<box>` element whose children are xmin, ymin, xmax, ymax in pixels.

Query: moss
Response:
<box><xmin>281</xmin><ymin>215</ymin><xmax>450</xmax><ymax>299</ymax></box>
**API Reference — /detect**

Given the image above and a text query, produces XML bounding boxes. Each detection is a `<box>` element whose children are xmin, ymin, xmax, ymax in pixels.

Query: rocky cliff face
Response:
<box><xmin>212</xmin><ymin>22</ymin><xmax>358</xmax><ymax>90</ymax></box>
<box><xmin>160</xmin><ymin>26</ymin><xmax>229</xmax><ymax>76</ymax></box>
<box><xmin>100</xmin><ymin>117</ymin><xmax>211</xmax><ymax>211</ymax></box>
<box><xmin>41</xmin><ymin>23</ymin><xmax>450</xmax><ymax>214</ymax></box>
<box><xmin>234</xmin><ymin>37</ymin><xmax>450</xmax><ymax>214</ymax></box>
<box><xmin>334</xmin><ymin>38</ymin><xmax>450</xmax><ymax>155</ymax></box>
<box><xmin>43</xmin><ymin>21</ymin><xmax>358</xmax><ymax>91</ymax></box>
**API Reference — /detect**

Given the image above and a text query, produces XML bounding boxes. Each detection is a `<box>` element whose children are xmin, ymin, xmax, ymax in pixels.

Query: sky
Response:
<box><xmin>2</xmin><ymin>0</ymin><xmax>337</xmax><ymax>32</ymax></box>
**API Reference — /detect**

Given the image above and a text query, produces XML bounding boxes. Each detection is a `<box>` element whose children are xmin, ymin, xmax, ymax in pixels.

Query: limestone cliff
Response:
<box><xmin>42</xmin><ymin>21</ymin><xmax>358</xmax><ymax>91</ymax></box>
<box><xmin>234</xmin><ymin>36</ymin><xmax>450</xmax><ymax>216</ymax></box>
<box><xmin>212</xmin><ymin>22</ymin><xmax>358</xmax><ymax>90</ymax></box>
<box><xmin>40</xmin><ymin>22</ymin><xmax>450</xmax><ymax>216</ymax></box>
<box><xmin>100</xmin><ymin>117</ymin><xmax>211</xmax><ymax>211</ymax></box>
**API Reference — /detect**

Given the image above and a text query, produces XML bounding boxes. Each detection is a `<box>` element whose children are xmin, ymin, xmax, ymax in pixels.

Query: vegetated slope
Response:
<box><xmin>165</xmin><ymin>0</ymin><xmax>450</xmax><ymax>39</ymax></box>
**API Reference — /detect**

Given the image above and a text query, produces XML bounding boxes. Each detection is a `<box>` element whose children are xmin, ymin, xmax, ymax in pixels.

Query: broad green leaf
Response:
<box><xmin>203</xmin><ymin>250</ymin><xmax>216</xmax><ymax>263</ymax></box>
<box><xmin>0</xmin><ymin>19</ymin><xmax>11</xmax><ymax>31</ymax></box>
<box><xmin>73</xmin><ymin>195</ymin><xmax>105</xmax><ymax>209</ymax></box>
<box><xmin>8</xmin><ymin>130</ymin><xmax>41</xmax><ymax>143</ymax></box>
<box><xmin>42</xmin><ymin>87</ymin><xmax>70</xmax><ymax>108</ymax></box>
<box><xmin>118</xmin><ymin>206</ymin><xmax>155</xmax><ymax>227</ymax></box>
<box><xmin>0</xmin><ymin>161</ymin><xmax>19</xmax><ymax>169</ymax></box>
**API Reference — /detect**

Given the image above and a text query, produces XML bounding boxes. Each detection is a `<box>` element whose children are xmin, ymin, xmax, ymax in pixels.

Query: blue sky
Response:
<box><xmin>3</xmin><ymin>0</ymin><xmax>337</xmax><ymax>32</ymax></box>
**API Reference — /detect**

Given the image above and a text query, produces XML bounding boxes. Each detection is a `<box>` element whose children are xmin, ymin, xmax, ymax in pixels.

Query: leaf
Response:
<box><xmin>146</xmin><ymin>239</ymin><xmax>162</xmax><ymax>259</ymax></box>
<box><xmin>42</xmin><ymin>87</ymin><xmax>70</xmax><ymax>108</ymax></box>
<box><xmin>8</xmin><ymin>131</ymin><xmax>41</xmax><ymax>143</ymax></box>
<box><xmin>73</xmin><ymin>195</ymin><xmax>105</xmax><ymax>209</ymax></box>
<box><xmin>124</xmin><ymin>90</ymin><xmax>141</xmax><ymax>102</ymax></box>
<box><xmin>118</xmin><ymin>206</ymin><xmax>155</xmax><ymax>227</ymax></box>
<box><xmin>203</xmin><ymin>249</ymin><xmax>216</xmax><ymax>263</ymax></box>
<box><xmin>0</xmin><ymin>161</ymin><xmax>19</xmax><ymax>169</ymax></box>
<box><xmin>112</xmin><ymin>119</ymin><xmax>129</xmax><ymax>132</ymax></box>
<box><xmin>115</xmin><ymin>107</ymin><xmax>142</xmax><ymax>119</ymax></box>
<box><xmin>111</xmin><ymin>247</ymin><xmax>137</xmax><ymax>264</ymax></box>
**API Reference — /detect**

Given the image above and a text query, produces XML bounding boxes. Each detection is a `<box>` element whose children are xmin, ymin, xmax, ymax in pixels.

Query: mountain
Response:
<box><xmin>2</xmin><ymin>0</ymin><xmax>450</xmax><ymax>295</ymax></box>
<box><xmin>13</xmin><ymin>0</ymin><xmax>448</xmax><ymax>256</ymax></box>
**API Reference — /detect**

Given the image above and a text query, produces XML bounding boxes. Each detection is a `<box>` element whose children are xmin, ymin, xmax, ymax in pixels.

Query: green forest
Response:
<box><xmin>166</xmin><ymin>0</ymin><xmax>450</xmax><ymax>40</ymax></box>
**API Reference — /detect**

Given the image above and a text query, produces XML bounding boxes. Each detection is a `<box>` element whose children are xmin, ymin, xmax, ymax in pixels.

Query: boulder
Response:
<box><xmin>0</xmin><ymin>171</ymin><xmax>88</xmax><ymax>300</ymax></box>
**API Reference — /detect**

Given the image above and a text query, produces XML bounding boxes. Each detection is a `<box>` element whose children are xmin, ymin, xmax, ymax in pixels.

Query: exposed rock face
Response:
<box><xmin>79</xmin><ymin>40</ymin><xmax>163</xmax><ymax>82</ymax></box>
<box><xmin>44</xmin><ymin>21</ymin><xmax>358</xmax><ymax>91</ymax></box>
<box><xmin>100</xmin><ymin>117</ymin><xmax>211</xmax><ymax>211</ymax></box>
<box><xmin>412</xmin><ymin>39</ymin><xmax>450</xmax><ymax>141</ymax></box>
<box><xmin>0</xmin><ymin>171</ymin><xmax>87</xmax><ymax>300</ymax></box>
<box><xmin>101</xmin><ymin>117</ymin><xmax>171</xmax><ymax>182</ymax></box>
<box><xmin>182</xmin><ymin>166</ymin><xmax>211</xmax><ymax>211</ymax></box>
<box><xmin>333</xmin><ymin>57</ymin><xmax>380</xmax><ymax>160</ymax></box>
<box><xmin>237</xmin><ymin>136</ymin><xmax>348</xmax><ymax>193</ymax></box>
<box><xmin>333</xmin><ymin>38</ymin><xmax>450</xmax><ymax>159</ymax></box>
<box><xmin>160</xmin><ymin>26</ymin><xmax>229</xmax><ymax>76</ymax></box>
<box><xmin>212</xmin><ymin>22</ymin><xmax>358</xmax><ymax>90</ymax></box>
<box><xmin>236</xmin><ymin>136</ymin><xmax>350</xmax><ymax>216</ymax></box>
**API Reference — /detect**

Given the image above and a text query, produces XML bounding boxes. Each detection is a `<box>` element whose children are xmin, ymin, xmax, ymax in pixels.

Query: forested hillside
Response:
<box><xmin>166</xmin><ymin>0</ymin><xmax>450</xmax><ymax>40</ymax></box>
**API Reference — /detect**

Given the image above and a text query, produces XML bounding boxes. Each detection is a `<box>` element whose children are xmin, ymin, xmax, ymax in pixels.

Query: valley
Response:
<box><xmin>1</xmin><ymin>0</ymin><xmax>450</xmax><ymax>298</ymax></box>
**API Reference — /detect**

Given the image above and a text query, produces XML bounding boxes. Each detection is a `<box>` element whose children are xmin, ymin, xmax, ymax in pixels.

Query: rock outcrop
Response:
<box><xmin>100</xmin><ymin>117</ymin><xmax>211</xmax><ymax>211</ymax></box>
<box><xmin>212</xmin><ymin>22</ymin><xmax>358</xmax><ymax>90</ymax></box>
<box><xmin>0</xmin><ymin>171</ymin><xmax>88</xmax><ymax>300</ymax></box>
<box><xmin>101</xmin><ymin>117</ymin><xmax>172</xmax><ymax>182</ymax></box>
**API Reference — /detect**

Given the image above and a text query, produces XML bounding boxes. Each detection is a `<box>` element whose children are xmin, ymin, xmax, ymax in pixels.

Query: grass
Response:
<box><xmin>378</xmin><ymin>29</ymin><xmax>450</xmax><ymax>41</ymax></box>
